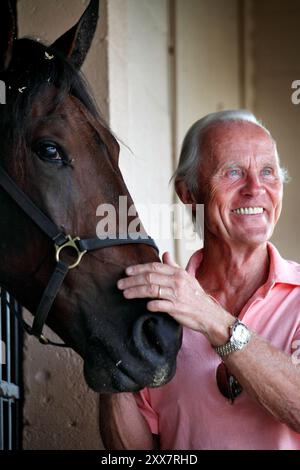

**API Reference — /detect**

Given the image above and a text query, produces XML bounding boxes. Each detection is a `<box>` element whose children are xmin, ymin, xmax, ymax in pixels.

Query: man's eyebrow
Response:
<box><xmin>260</xmin><ymin>161</ymin><xmax>278</xmax><ymax>167</ymax></box>
<box><xmin>216</xmin><ymin>158</ymin><xmax>278</xmax><ymax>168</ymax></box>
<box><xmin>222</xmin><ymin>162</ymin><xmax>242</xmax><ymax>167</ymax></box>
<box><xmin>214</xmin><ymin>161</ymin><xmax>243</xmax><ymax>171</ymax></box>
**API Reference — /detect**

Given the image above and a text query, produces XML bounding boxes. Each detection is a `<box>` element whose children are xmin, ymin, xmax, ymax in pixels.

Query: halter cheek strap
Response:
<box><xmin>0</xmin><ymin>166</ymin><xmax>159</xmax><ymax>347</ymax></box>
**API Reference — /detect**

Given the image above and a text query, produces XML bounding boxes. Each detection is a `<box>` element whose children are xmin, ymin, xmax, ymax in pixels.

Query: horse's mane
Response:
<box><xmin>0</xmin><ymin>38</ymin><xmax>107</xmax><ymax>176</ymax></box>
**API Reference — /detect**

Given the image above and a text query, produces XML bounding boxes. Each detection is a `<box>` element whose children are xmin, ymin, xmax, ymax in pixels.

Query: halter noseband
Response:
<box><xmin>0</xmin><ymin>166</ymin><xmax>159</xmax><ymax>347</ymax></box>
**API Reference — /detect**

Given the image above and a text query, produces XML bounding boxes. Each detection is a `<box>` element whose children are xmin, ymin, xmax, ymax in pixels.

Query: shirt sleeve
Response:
<box><xmin>134</xmin><ymin>388</ymin><xmax>159</xmax><ymax>435</ymax></box>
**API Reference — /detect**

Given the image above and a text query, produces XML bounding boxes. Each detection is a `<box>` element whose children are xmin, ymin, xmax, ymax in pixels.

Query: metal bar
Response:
<box><xmin>8</xmin><ymin>399</ymin><xmax>12</xmax><ymax>450</ymax></box>
<box><xmin>15</xmin><ymin>400</ymin><xmax>20</xmax><ymax>450</ymax></box>
<box><xmin>14</xmin><ymin>299</ymin><xmax>20</xmax><ymax>386</ymax></box>
<box><xmin>5</xmin><ymin>292</ymin><xmax>11</xmax><ymax>383</ymax></box>
<box><xmin>15</xmin><ymin>300</ymin><xmax>23</xmax><ymax>450</ymax></box>
<box><xmin>0</xmin><ymin>289</ymin><xmax>3</xmax><ymax>449</ymax></box>
<box><xmin>0</xmin><ymin>288</ymin><xmax>3</xmax><ymax>382</ymax></box>
<box><xmin>0</xmin><ymin>398</ymin><xmax>3</xmax><ymax>450</ymax></box>
<box><xmin>0</xmin><ymin>289</ymin><xmax>22</xmax><ymax>450</ymax></box>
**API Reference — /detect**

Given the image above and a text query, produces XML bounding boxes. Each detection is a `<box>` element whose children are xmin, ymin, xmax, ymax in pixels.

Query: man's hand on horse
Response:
<box><xmin>117</xmin><ymin>252</ymin><xmax>230</xmax><ymax>334</ymax></box>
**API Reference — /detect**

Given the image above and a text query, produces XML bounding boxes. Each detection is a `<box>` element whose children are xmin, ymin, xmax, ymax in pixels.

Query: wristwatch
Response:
<box><xmin>214</xmin><ymin>319</ymin><xmax>252</xmax><ymax>358</ymax></box>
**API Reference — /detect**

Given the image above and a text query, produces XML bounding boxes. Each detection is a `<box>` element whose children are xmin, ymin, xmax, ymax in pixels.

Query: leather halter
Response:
<box><xmin>0</xmin><ymin>166</ymin><xmax>159</xmax><ymax>347</ymax></box>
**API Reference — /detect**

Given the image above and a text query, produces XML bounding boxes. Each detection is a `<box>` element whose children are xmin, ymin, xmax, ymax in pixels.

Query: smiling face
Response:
<box><xmin>197</xmin><ymin>120</ymin><xmax>283</xmax><ymax>249</ymax></box>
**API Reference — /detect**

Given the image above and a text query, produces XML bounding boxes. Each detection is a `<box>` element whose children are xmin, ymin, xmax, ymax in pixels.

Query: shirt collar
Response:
<box><xmin>267</xmin><ymin>242</ymin><xmax>300</xmax><ymax>286</ymax></box>
<box><xmin>186</xmin><ymin>242</ymin><xmax>300</xmax><ymax>288</ymax></box>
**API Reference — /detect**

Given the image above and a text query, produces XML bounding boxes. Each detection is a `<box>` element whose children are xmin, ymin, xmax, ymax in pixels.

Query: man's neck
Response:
<box><xmin>196</xmin><ymin>237</ymin><xmax>270</xmax><ymax>316</ymax></box>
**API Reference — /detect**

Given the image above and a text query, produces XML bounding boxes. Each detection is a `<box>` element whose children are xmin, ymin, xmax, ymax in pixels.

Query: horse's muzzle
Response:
<box><xmin>83</xmin><ymin>313</ymin><xmax>182</xmax><ymax>392</ymax></box>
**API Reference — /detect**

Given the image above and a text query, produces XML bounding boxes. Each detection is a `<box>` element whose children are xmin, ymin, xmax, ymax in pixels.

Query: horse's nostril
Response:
<box><xmin>142</xmin><ymin>318</ymin><xmax>164</xmax><ymax>355</ymax></box>
<box><xmin>133</xmin><ymin>313</ymin><xmax>181</xmax><ymax>362</ymax></box>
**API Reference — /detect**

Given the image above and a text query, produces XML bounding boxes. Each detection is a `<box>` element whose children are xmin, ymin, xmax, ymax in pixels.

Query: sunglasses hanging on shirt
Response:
<box><xmin>216</xmin><ymin>362</ymin><xmax>243</xmax><ymax>404</ymax></box>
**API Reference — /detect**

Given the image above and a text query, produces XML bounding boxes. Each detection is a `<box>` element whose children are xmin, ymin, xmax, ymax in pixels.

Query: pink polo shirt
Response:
<box><xmin>134</xmin><ymin>243</ymin><xmax>300</xmax><ymax>449</ymax></box>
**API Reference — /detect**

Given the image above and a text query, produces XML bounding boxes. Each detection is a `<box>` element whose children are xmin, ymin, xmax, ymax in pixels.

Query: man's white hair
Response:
<box><xmin>172</xmin><ymin>109</ymin><xmax>289</xmax><ymax>194</ymax></box>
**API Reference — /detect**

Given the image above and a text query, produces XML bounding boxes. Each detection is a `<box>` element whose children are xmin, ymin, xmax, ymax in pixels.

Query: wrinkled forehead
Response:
<box><xmin>200</xmin><ymin>120</ymin><xmax>278</xmax><ymax>165</ymax></box>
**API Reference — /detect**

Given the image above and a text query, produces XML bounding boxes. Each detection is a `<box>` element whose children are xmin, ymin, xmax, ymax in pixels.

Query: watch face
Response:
<box><xmin>233</xmin><ymin>323</ymin><xmax>250</xmax><ymax>345</ymax></box>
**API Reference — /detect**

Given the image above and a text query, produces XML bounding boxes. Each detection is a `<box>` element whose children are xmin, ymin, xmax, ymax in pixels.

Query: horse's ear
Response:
<box><xmin>0</xmin><ymin>0</ymin><xmax>18</xmax><ymax>72</ymax></box>
<box><xmin>51</xmin><ymin>0</ymin><xmax>99</xmax><ymax>70</ymax></box>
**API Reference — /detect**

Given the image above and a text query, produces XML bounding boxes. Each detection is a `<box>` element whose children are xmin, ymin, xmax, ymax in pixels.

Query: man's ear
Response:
<box><xmin>175</xmin><ymin>180</ymin><xmax>204</xmax><ymax>220</ymax></box>
<box><xmin>176</xmin><ymin>180</ymin><xmax>200</xmax><ymax>221</ymax></box>
<box><xmin>175</xmin><ymin>180</ymin><xmax>197</xmax><ymax>205</ymax></box>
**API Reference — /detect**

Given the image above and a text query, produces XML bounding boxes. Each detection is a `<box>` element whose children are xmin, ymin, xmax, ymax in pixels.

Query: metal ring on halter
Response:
<box><xmin>158</xmin><ymin>285</ymin><xmax>162</xmax><ymax>299</ymax></box>
<box><xmin>55</xmin><ymin>235</ymin><xmax>87</xmax><ymax>270</ymax></box>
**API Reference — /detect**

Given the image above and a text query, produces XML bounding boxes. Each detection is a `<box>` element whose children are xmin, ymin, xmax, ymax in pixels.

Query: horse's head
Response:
<box><xmin>0</xmin><ymin>0</ymin><xmax>182</xmax><ymax>392</ymax></box>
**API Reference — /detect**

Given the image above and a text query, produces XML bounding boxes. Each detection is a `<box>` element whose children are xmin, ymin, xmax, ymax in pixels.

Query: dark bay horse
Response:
<box><xmin>0</xmin><ymin>0</ymin><xmax>182</xmax><ymax>392</ymax></box>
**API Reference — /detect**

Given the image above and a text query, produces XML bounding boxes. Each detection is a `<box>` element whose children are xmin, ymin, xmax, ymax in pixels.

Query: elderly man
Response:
<box><xmin>100</xmin><ymin>110</ymin><xmax>300</xmax><ymax>450</ymax></box>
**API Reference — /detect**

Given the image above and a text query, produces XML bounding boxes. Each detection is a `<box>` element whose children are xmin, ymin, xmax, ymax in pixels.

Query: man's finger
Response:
<box><xmin>117</xmin><ymin>272</ymin><xmax>175</xmax><ymax>290</ymax></box>
<box><xmin>125</xmin><ymin>262</ymin><xmax>176</xmax><ymax>276</ymax></box>
<box><xmin>162</xmin><ymin>251</ymin><xmax>180</xmax><ymax>268</ymax></box>
<box><xmin>123</xmin><ymin>285</ymin><xmax>175</xmax><ymax>300</ymax></box>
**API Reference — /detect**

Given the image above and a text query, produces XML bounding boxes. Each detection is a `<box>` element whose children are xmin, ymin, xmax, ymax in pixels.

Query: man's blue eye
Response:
<box><xmin>227</xmin><ymin>169</ymin><xmax>241</xmax><ymax>177</ymax></box>
<box><xmin>262</xmin><ymin>167</ymin><xmax>273</xmax><ymax>176</ymax></box>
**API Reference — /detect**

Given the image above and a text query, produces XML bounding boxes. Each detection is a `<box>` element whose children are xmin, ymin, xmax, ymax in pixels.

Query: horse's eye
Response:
<box><xmin>33</xmin><ymin>141</ymin><xmax>67</xmax><ymax>164</ymax></box>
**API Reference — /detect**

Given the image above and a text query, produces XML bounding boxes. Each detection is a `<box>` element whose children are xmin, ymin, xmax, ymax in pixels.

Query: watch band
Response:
<box><xmin>215</xmin><ymin>341</ymin><xmax>241</xmax><ymax>357</ymax></box>
<box><xmin>214</xmin><ymin>319</ymin><xmax>251</xmax><ymax>358</ymax></box>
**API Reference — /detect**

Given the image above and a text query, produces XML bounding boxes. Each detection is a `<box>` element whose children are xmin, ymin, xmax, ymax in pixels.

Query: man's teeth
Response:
<box><xmin>233</xmin><ymin>207</ymin><xmax>264</xmax><ymax>215</ymax></box>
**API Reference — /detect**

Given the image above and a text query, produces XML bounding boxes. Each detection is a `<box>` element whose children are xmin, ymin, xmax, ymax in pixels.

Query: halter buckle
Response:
<box><xmin>39</xmin><ymin>334</ymin><xmax>50</xmax><ymax>345</ymax></box>
<box><xmin>55</xmin><ymin>235</ymin><xmax>87</xmax><ymax>269</ymax></box>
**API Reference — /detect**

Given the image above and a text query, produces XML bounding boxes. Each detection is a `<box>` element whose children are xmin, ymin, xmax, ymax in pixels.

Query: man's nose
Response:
<box><xmin>240</xmin><ymin>172</ymin><xmax>266</xmax><ymax>197</ymax></box>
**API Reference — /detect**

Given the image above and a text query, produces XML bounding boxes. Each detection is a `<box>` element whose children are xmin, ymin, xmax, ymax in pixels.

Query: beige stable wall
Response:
<box><xmin>18</xmin><ymin>0</ymin><xmax>108</xmax><ymax>449</ymax></box>
<box><xmin>174</xmin><ymin>0</ymin><xmax>300</xmax><ymax>265</ymax></box>
<box><xmin>247</xmin><ymin>0</ymin><xmax>300</xmax><ymax>262</ymax></box>
<box><xmin>108</xmin><ymin>0</ymin><xmax>176</xmax><ymax>256</ymax></box>
<box><xmin>174</xmin><ymin>0</ymin><xmax>241</xmax><ymax>267</ymax></box>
